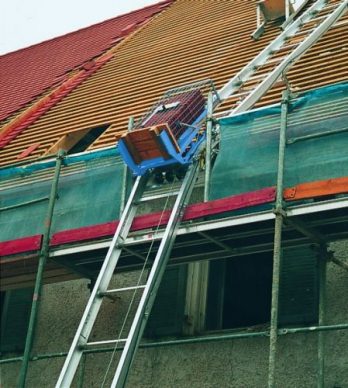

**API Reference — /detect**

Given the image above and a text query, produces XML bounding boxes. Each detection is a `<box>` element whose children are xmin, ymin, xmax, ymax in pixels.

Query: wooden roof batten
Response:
<box><xmin>0</xmin><ymin>0</ymin><xmax>347</xmax><ymax>166</ymax></box>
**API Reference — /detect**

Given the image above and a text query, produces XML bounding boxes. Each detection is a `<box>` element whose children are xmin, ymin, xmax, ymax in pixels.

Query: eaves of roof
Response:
<box><xmin>0</xmin><ymin>0</ymin><xmax>347</xmax><ymax>167</ymax></box>
<box><xmin>0</xmin><ymin>0</ymin><xmax>173</xmax><ymax>122</ymax></box>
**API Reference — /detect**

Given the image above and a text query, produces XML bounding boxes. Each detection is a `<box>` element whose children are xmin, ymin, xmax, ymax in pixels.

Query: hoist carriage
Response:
<box><xmin>118</xmin><ymin>83</ymin><xmax>216</xmax><ymax>177</ymax></box>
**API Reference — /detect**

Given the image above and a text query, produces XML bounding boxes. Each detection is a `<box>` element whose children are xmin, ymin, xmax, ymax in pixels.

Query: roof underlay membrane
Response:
<box><xmin>0</xmin><ymin>0</ymin><xmax>347</xmax><ymax>167</ymax></box>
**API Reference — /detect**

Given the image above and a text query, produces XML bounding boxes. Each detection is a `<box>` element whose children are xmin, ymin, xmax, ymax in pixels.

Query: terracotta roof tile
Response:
<box><xmin>0</xmin><ymin>0</ymin><xmax>172</xmax><ymax>122</ymax></box>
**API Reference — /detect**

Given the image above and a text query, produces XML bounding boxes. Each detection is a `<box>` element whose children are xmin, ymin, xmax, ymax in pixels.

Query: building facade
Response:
<box><xmin>1</xmin><ymin>0</ymin><xmax>347</xmax><ymax>387</ymax></box>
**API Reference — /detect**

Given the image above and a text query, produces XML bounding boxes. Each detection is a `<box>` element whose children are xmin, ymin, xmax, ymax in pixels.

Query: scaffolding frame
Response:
<box><xmin>1</xmin><ymin>87</ymin><xmax>347</xmax><ymax>388</ymax></box>
<box><xmin>1</xmin><ymin>1</ymin><xmax>348</xmax><ymax>383</ymax></box>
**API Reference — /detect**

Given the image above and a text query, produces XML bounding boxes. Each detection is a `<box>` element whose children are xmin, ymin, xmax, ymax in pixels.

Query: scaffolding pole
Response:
<box><xmin>120</xmin><ymin>117</ymin><xmax>134</xmax><ymax>215</ymax></box>
<box><xmin>204</xmin><ymin>91</ymin><xmax>214</xmax><ymax>202</ymax></box>
<box><xmin>17</xmin><ymin>150</ymin><xmax>65</xmax><ymax>388</ymax></box>
<box><xmin>77</xmin><ymin>353</ymin><xmax>86</xmax><ymax>388</ymax></box>
<box><xmin>268</xmin><ymin>89</ymin><xmax>289</xmax><ymax>388</ymax></box>
<box><xmin>318</xmin><ymin>247</ymin><xmax>327</xmax><ymax>388</ymax></box>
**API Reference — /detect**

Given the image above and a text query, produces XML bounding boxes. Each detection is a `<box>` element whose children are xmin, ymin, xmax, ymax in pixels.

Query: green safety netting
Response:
<box><xmin>210</xmin><ymin>82</ymin><xmax>348</xmax><ymax>199</ymax></box>
<box><xmin>1</xmin><ymin>82</ymin><xmax>347</xmax><ymax>243</ymax></box>
<box><xmin>0</xmin><ymin>148</ymin><xmax>124</xmax><ymax>242</ymax></box>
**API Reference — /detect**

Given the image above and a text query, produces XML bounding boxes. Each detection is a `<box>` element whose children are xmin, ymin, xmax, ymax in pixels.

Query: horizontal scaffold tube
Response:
<box><xmin>1</xmin><ymin>323</ymin><xmax>347</xmax><ymax>365</ymax></box>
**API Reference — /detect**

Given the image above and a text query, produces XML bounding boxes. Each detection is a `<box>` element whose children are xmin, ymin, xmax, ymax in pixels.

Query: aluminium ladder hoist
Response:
<box><xmin>56</xmin><ymin>1</ymin><xmax>347</xmax><ymax>386</ymax></box>
<box><xmin>56</xmin><ymin>82</ymin><xmax>212</xmax><ymax>388</ymax></box>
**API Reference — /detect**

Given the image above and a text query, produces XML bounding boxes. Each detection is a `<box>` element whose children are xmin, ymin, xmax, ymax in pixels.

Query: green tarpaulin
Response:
<box><xmin>211</xmin><ymin>82</ymin><xmax>348</xmax><ymax>199</ymax></box>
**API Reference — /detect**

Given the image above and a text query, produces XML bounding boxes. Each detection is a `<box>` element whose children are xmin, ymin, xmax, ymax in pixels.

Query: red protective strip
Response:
<box><xmin>0</xmin><ymin>235</ymin><xmax>42</xmax><ymax>256</ymax></box>
<box><xmin>50</xmin><ymin>187</ymin><xmax>276</xmax><ymax>247</ymax></box>
<box><xmin>50</xmin><ymin>221</ymin><xmax>119</xmax><ymax>246</ymax></box>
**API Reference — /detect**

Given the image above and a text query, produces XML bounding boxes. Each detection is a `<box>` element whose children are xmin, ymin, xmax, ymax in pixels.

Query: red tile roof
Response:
<box><xmin>0</xmin><ymin>53</ymin><xmax>114</xmax><ymax>149</ymax></box>
<box><xmin>0</xmin><ymin>0</ymin><xmax>172</xmax><ymax>122</ymax></box>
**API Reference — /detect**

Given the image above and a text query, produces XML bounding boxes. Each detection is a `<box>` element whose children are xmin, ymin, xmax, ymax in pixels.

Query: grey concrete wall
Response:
<box><xmin>1</xmin><ymin>242</ymin><xmax>347</xmax><ymax>387</ymax></box>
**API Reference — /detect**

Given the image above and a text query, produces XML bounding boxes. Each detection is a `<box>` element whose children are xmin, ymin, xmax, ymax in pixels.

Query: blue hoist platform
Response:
<box><xmin>118</xmin><ymin>86</ymin><xmax>208</xmax><ymax>176</ymax></box>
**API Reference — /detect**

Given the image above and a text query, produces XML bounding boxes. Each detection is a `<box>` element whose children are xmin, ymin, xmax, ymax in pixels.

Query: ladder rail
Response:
<box><xmin>282</xmin><ymin>0</ymin><xmax>312</xmax><ymax>29</ymax></box>
<box><xmin>217</xmin><ymin>0</ymin><xmax>328</xmax><ymax>102</ymax></box>
<box><xmin>112</xmin><ymin>159</ymin><xmax>201</xmax><ymax>388</ymax></box>
<box><xmin>231</xmin><ymin>0</ymin><xmax>348</xmax><ymax>115</ymax></box>
<box><xmin>56</xmin><ymin>174</ymin><xmax>148</xmax><ymax>388</ymax></box>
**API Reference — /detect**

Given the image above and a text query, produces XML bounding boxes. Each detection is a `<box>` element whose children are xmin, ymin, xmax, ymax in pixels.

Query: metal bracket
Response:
<box><xmin>252</xmin><ymin>22</ymin><xmax>266</xmax><ymax>41</ymax></box>
<box><xmin>272</xmin><ymin>207</ymin><xmax>287</xmax><ymax>218</ymax></box>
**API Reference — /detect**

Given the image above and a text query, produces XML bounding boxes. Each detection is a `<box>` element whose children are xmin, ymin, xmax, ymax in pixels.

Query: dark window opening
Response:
<box><xmin>68</xmin><ymin>124</ymin><xmax>109</xmax><ymax>154</ymax></box>
<box><xmin>206</xmin><ymin>253</ymin><xmax>272</xmax><ymax>331</ymax></box>
<box><xmin>206</xmin><ymin>246</ymin><xmax>319</xmax><ymax>332</ymax></box>
<box><xmin>0</xmin><ymin>288</ymin><xmax>33</xmax><ymax>354</ymax></box>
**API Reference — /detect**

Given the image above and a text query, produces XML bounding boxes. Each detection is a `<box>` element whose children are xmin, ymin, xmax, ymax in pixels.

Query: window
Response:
<box><xmin>0</xmin><ymin>288</ymin><xmax>33</xmax><ymax>354</ymax></box>
<box><xmin>146</xmin><ymin>245</ymin><xmax>319</xmax><ymax>336</ymax></box>
<box><xmin>206</xmin><ymin>253</ymin><xmax>273</xmax><ymax>331</ymax></box>
<box><xmin>206</xmin><ymin>246</ymin><xmax>319</xmax><ymax>331</ymax></box>
<box><xmin>45</xmin><ymin>124</ymin><xmax>109</xmax><ymax>156</ymax></box>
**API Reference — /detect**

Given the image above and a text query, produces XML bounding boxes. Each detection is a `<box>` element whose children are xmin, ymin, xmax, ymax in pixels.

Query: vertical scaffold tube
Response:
<box><xmin>18</xmin><ymin>150</ymin><xmax>65</xmax><ymax>388</ymax></box>
<box><xmin>204</xmin><ymin>91</ymin><xmax>214</xmax><ymax>202</ymax></box>
<box><xmin>77</xmin><ymin>353</ymin><xmax>86</xmax><ymax>388</ymax></box>
<box><xmin>120</xmin><ymin>117</ymin><xmax>134</xmax><ymax>215</ymax></box>
<box><xmin>318</xmin><ymin>247</ymin><xmax>327</xmax><ymax>388</ymax></box>
<box><xmin>285</xmin><ymin>0</ymin><xmax>290</xmax><ymax>21</ymax></box>
<box><xmin>268</xmin><ymin>89</ymin><xmax>289</xmax><ymax>388</ymax></box>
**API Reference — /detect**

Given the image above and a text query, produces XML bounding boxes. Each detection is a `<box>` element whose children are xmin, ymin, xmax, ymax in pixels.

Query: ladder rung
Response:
<box><xmin>306</xmin><ymin>3</ymin><xmax>337</xmax><ymax>20</ymax></box>
<box><xmin>307</xmin><ymin>14</ymin><xmax>329</xmax><ymax>23</ymax></box>
<box><xmin>230</xmin><ymin>90</ymin><xmax>250</xmax><ymax>99</ymax></box>
<box><xmin>86</xmin><ymin>338</ymin><xmax>127</xmax><ymax>347</ymax></box>
<box><xmin>320</xmin><ymin>3</ymin><xmax>340</xmax><ymax>12</ymax></box>
<box><xmin>235</xmin><ymin>65</ymin><xmax>257</xmax><ymax>79</ymax></box>
<box><xmin>102</xmin><ymin>285</ymin><xmax>146</xmax><ymax>295</ymax></box>
<box><xmin>293</xmin><ymin>28</ymin><xmax>315</xmax><ymax>37</ymax></box>
<box><xmin>138</xmin><ymin>191</ymin><xmax>179</xmax><ymax>203</ymax></box>
<box><xmin>248</xmin><ymin>73</ymin><xmax>268</xmax><ymax>81</ymax></box>
<box><xmin>265</xmin><ymin>56</ymin><xmax>287</xmax><ymax>64</ymax></box>
<box><xmin>278</xmin><ymin>42</ymin><xmax>299</xmax><ymax>51</ymax></box>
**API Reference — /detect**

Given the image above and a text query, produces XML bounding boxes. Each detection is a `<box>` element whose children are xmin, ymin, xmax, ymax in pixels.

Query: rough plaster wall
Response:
<box><xmin>1</xmin><ymin>242</ymin><xmax>347</xmax><ymax>387</ymax></box>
